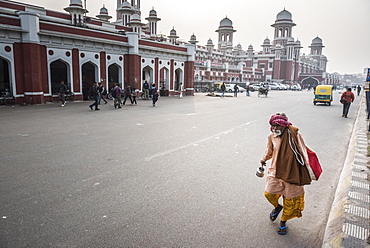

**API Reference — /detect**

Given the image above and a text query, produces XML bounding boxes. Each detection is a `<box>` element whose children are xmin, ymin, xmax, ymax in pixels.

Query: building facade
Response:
<box><xmin>192</xmin><ymin>9</ymin><xmax>339</xmax><ymax>89</ymax></box>
<box><xmin>0</xmin><ymin>0</ymin><xmax>195</xmax><ymax>105</ymax></box>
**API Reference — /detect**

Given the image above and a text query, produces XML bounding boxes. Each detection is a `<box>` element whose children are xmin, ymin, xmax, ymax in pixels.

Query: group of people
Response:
<box><xmin>88</xmin><ymin>81</ymin><xmax>159</xmax><ymax>110</ymax></box>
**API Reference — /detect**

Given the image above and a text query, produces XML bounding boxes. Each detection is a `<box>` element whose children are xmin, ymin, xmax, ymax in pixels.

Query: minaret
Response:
<box><xmin>168</xmin><ymin>27</ymin><xmax>179</xmax><ymax>45</ymax></box>
<box><xmin>271</xmin><ymin>9</ymin><xmax>296</xmax><ymax>47</ymax></box>
<box><xmin>96</xmin><ymin>5</ymin><xmax>112</xmax><ymax>21</ymax></box>
<box><xmin>127</xmin><ymin>13</ymin><xmax>145</xmax><ymax>34</ymax></box>
<box><xmin>145</xmin><ymin>8</ymin><xmax>161</xmax><ymax>38</ymax></box>
<box><xmin>117</xmin><ymin>1</ymin><xmax>133</xmax><ymax>26</ymax></box>
<box><xmin>261</xmin><ymin>37</ymin><xmax>272</xmax><ymax>54</ymax></box>
<box><xmin>64</xmin><ymin>0</ymin><xmax>87</xmax><ymax>25</ymax></box>
<box><xmin>188</xmin><ymin>34</ymin><xmax>198</xmax><ymax>44</ymax></box>
<box><xmin>216</xmin><ymin>16</ymin><xmax>236</xmax><ymax>51</ymax></box>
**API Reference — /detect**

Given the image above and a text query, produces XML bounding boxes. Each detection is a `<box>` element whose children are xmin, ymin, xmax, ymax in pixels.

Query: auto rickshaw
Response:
<box><xmin>313</xmin><ymin>85</ymin><xmax>333</xmax><ymax>106</ymax></box>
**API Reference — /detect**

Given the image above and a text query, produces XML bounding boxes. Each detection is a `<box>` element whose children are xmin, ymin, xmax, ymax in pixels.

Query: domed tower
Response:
<box><xmin>127</xmin><ymin>13</ymin><xmax>145</xmax><ymax>34</ymax></box>
<box><xmin>216</xmin><ymin>16</ymin><xmax>236</xmax><ymax>51</ymax></box>
<box><xmin>168</xmin><ymin>27</ymin><xmax>179</xmax><ymax>44</ymax></box>
<box><xmin>117</xmin><ymin>1</ymin><xmax>134</xmax><ymax>26</ymax></box>
<box><xmin>188</xmin><ymin>34</ymin><xmax>198</xmax><ymax>44</ymax></box>
<box><xmin>96</xmin><ymin>5</ymin><xmax>112</xmax><ymax>21</ymax></box>
<box><xmin>64</xmin><ymin>0</ymin><xmax>88</xmax><ymax>25</ymax></box>
<box><xmin>206</xmin><ymin>38</ymin><xmax>214</xmax><ymax>53</ymax></box>
<box><xmin>261</xmin><ymin>37</ymin><xmax>272</xmax><ymax>54</ymax></box>
<box><xmin>145</xmin><ymin>8</ymin><xmax>161</xmax><ymax>38</ymax></box>
<box><xmin>271</xmin><ymin>9</ymin><xmax>296</xmax><ymax>47</ymax></box>
<box><xmin>309</xmin><ymin>36</ymin><xmax>325</xmax><ymax>55</ymax></box>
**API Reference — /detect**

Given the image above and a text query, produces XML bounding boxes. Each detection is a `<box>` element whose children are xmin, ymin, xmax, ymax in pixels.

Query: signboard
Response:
<box><xmin>366</xmin><ymin>68</ymin><xmax>370</xmax><ymax>82</ymax></box>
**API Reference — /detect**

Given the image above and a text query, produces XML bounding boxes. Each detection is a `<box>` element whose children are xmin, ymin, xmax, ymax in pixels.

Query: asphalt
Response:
<box><xmin>323</xmin><ymin>94</ymin><xmax>370</xmax><ymax>248</ymax></box>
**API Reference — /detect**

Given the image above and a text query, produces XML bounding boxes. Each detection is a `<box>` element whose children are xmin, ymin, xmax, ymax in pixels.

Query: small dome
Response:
<box><xmin>311</xmin><ymin>36</ymin><xmax>323</xmax><ymax>45</ymax></box>
<box><xmin>100</xmin><ymin>6</ymin><xmax>108</xmax><ymax>14</ymax></box>
<box><xmin>149</xmin><ymin>9</ymin><xmax>157</xmax><ymax>17</ymax></box>
<box><xmin>170</xmin><ymin>27</ymin><xmax>177</xmax><ymax>35</ymax></box>
<box><xmin>190</xmin><ymin>34</ymin><xmax>196</xmax><ymax>40</ymax></box>
<box><xmin>275</xmin><ymin>43</ymin><xmax>282</xmax><ymax>48</ymax></box>
<box><xmin>121</xmin><ymin>1</ymin><xmax>132</xmax><ymax>9</ymax></box>
<box><xmin>70</xmin><ymin>0</ymin><xmax>82</xmax><ymax>6</ymax></box>
<box><xmin>248</xmin><ymin>44</ymin><xmax>253</xmax><ymax>50</ymax></box>
<box><xmin>263</xmin><ymin>37</ymin><xmax>270</xmax><ymax>45</ymax></box>
<box><xmin>130</xmin><ymin>14</ymin><xmax>141</xmax><ymax>23</ymax></box>
<box><xmin>219</xmin><ymin>17</ymin><xmax>233</xmax><ymax>28</ymax></box>
<box><xmin>207</xmin><ymin>38</ymin><xmax>213</xmax><ymax>45</ymax></box>
<box><xmin>276</xmin><ymin>9</ymin><xmax>292</xmax><ymax>21</ymax></box>
<box><xmin>295</xmin><ymin>40</ymin><xmax>301</xmax><ymax>45</ymax></box>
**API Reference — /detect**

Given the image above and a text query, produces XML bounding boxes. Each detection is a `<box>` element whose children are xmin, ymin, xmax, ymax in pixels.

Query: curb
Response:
<box><xmin>322</xmin><ymin>95</ymin><xmax>370</xmax><ymax>248</ymax></box>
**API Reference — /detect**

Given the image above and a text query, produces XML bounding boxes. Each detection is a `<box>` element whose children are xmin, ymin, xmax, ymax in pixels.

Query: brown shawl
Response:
<box><xmin>275</xmin><ymin>126</ymin><xmax>311</xmax><ymax>186</ymax></box>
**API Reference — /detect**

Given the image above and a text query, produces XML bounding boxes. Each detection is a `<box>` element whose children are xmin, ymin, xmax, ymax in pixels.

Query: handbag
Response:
<box><xmin>340</xmin><ymin>98</ymin><xmax>345</xmax><ymax>104</ymax></box>
<box><xmin>306</xmin><ymin>146</ymin><xmax>322</xmax><ymax>180</ymax></box>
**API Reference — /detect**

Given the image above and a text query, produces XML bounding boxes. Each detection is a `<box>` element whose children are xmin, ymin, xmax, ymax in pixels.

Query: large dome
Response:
<box><xmin>276</xmin><ymin>9</ymin><xmax>292</xmax><ymax>21</ymax></box>
<box><xmin>219</xmin><ymin>17</ymin><xmax>233</xmax><ymax>27</ymax></box>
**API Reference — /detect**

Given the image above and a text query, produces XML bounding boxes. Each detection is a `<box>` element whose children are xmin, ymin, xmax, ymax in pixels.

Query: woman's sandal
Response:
<box><xmin>269</xmin><ymin>204</ymin><xmax>283</xmax><ymax>222</ymax></box>
<box><xmin>278</xmin><ymin>225</ymin><xmax>288</xmax><ymax>235</ymax></box>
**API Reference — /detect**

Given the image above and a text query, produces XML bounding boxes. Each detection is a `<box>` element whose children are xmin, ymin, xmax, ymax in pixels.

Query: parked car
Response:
<box><xmin>268</xmin><ymin>83</ymin><xmax>280</xmax><ymax>90</ymax></box>
<box><xmin>277</xmin><ymin>83</ymin><xmax>288</xmax><ymax>90</ymax></box>
<box><xmin>291</xmin><ymin>84</ymin><xmax>302</xmax><ymax>91</ymax></box>
<box><xmin>225</xmin><ymin>83</ymin><xmax>244</xmax><ymax>93</ymax></box>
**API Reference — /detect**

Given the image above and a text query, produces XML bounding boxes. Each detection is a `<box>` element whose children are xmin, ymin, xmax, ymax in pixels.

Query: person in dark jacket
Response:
<box><xmin>123</xmin><ymin>84</ymin><xmax>133</xmax><ymax>105</ymax></box>
<box><xmin>58</xmin><ymin>81</ymin><xmax>68</xmax><ymax>107</ymax></box>
<box><xmin>89</xmin><ymin>82</ymin><xmax>100</xmax><ymax>111</ymax></box>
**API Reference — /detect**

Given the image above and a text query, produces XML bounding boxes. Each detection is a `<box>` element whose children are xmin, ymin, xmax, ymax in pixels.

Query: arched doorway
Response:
<box><xmin>108</xmin><ymin>63</ymin><xmax>121</xmax><ymax>91</ymax></box>
<box><xmin>82</xmin><ymin>62</ymin><xmax>97</xmax><ymax>100</ymax></box>
<box><xmin>0</xmin><ymin>57</ymin><xmax>11</xmax><ymax>96</ymax></box>
<box><xmin>174</xmin><ymin>68</ymin><xmax>183</xmax><ymax>91</ymax></box>
<box><xmin>159</xmin><ymin>67</ymin><xmax>169</xmax><ymax>96</ymax></box>
<box><xmin>142</xmin><ymin>66</ymin><xmax>153</xmax><ymax>87</ymax></box>
<box><xmin>50</xmin><ymin>60</ymin><xmax>69</xmax><ymax>95</ymax></box>
<box><xmin>301</xmin><ymin>77</ymin><xmax>319</xmax><ymax>90</ymax></box>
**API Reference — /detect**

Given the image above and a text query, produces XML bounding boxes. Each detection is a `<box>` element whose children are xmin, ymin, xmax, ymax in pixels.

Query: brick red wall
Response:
<box><xmin>184</xmin><ymin>61</ymin><xmax>194</xmax><ymax>95</ymax></box>
<box><xmin>124</xmin><ymin>54</ymin><xmax>141</xmax><ymax>89</ymax></box>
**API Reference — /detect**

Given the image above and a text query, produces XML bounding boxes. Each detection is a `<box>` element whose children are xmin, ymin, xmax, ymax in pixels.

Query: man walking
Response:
<box><xmin>123</xmin><ymin>84</ymin><xmax>133</xmax><ymax>105</ymax></box>
<box><xmin>89</xmin><ymin>82</ymin><xmax>100</xmax><ymax>111</ymax></box>
<box><xmin>143</xmin><ymin>81</ymin><xmax>149</xmax><ymax>100</ymax></box>
<box><xmin>97</xmin><ymin>82</ymin><xmax>108</xmax><ymax>104</ymax></box>
<box><xmin>113</xmin><ymin>83</ymin><xmax>122</xmax><ymax>109</ymax></box>
<box><xmin>58</xmin><ymin>81</ymin><xmax>68</xmax><ymax>107</ymax></box>
<box><xmin>340</xmin><ymin>88</ymin><xmax>355</xmax><ymax>118</ymax></box>
<box><xmin>221</xmin><ymin>83</ymin><xmax>226</xmax><ymax>98</ymax></box>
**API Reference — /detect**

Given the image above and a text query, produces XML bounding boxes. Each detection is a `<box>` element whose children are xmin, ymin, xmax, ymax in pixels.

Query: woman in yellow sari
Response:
<box><xmin>260</xmin><ymin>113</ymin><xmax>311</xmax><ymax>235</ymax></box>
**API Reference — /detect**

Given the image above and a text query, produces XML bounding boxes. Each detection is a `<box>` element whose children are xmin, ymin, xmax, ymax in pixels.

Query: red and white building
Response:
<box><xmin>0</xmin><ymin>0</ymin><xmax>195</xmax><ymax>104</ymax></box>
<box><xmin>192</xmin><ymin>9</ymin><xmax>339</xmax><ymax>88</ymax></box>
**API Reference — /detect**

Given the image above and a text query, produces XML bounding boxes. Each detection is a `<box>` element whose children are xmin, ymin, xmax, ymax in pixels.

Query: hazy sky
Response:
<box><xmin>16</xmin><ymin>0</ymin><xmax>370</xmax><ymax>75</ymax></box>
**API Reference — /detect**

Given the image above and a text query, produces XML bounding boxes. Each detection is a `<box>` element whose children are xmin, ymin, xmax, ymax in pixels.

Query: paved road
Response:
<box><xmin>0</xmin><ymin>90</ymin><xmax>360</xmax><ymax>247</ymax></box>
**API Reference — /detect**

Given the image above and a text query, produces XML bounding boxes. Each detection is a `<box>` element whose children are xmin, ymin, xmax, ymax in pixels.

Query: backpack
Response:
<box><xmin>111</xmin><ymin>88</ymin><xmax>117</xmax><ymax>98</ymax></box>
<box><xmin>102</xmin><ymin>87</ymin><xmax>107</xmax><ymax>95</ymax></box>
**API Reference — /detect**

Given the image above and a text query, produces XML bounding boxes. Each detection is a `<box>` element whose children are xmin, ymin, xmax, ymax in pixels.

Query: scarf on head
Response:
<box><xmin>275</xmin><ymin>125</ymin><xmax>312</xmax><ymax>186</ymax></box>
<box><xmin>269</xmin><ymin>114</ymin><xmax>292</xmax><ymax>127</ymax></box>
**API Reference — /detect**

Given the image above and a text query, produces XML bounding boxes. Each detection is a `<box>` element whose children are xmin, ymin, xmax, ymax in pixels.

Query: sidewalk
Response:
<box><xmin>323</xmin><ymin>94</ymin><xmax>370</xmax><ymax>247</ymax></box>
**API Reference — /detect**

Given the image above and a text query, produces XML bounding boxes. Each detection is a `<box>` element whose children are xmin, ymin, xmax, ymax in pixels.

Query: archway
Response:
<box><xmin>82</xmin><ymin>62</ymin><xmax>97</xmax><ymax>100</ymax></box>
<box><xmin>0</xmin><ymin>57</ymin><xmax>11</xmax><ymax>96</ymax></box>
<box><xmin>160</xmin><ymin>67</ymin><xmax>169</xmax><ymax>96</ymax></box>
<box><xmin>174</xmin><ymin>68</ymin><xmax>183</xmax><ymax>91</ymax></box>
<box><xmin>50</xmin><ymin>60</ymin><xmax>69</xmax><ymax>95</ymax></box>
<box><xmin>301</xmin><ymin>77</ymin><xmax>319</xmax><ymax>89</ymax></box>
<box><xmin>108</xmin><ymin>63</ymin><xmax>121</xmax><ymax>91</ymax></box>
<box><xmin>142</xmin><ymin>65</ymin><xmax>153</xmax><ymax>86</ymax></box>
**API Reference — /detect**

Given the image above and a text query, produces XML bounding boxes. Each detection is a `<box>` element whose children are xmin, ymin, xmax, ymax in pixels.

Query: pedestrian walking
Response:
<box><xmin>221</xmin><ymin>83</ymin><xmax>226</xmax><ymax>98</ymax></box>
<box><xmin>179</xmin><ymin>83</ymin><xmax>184</xmax><ymax>98</ymax></box>
<box><xmin>89</xmin><ymin>82</ymin><xmax>100</xmax><ymax>111</ymax></box>
<box><xmin>132</xmin><ymin>87</ymin><xmax>137</xmax><ymax>105</ymax></box>
<box><xmin>143</xmin><ymin>81</ymin><xmax>150</xmax><ymax>100</ymax></box>
<box><xmin>340</xmin><ymin>88</ymin><xmax>355</xmax><ymax>118</ymax></box>
<box><xmin>151</xmin><ymin>83</ymin><xmax>159</xmax><ymax>106</ymax></box>
<box><xmin>246</xmin><ymin>84</ymin><xmax>250</xmax><ymax>96</ymax></box>
<box><xmin>357</xmin><ymin>85</ymin><xmax>361</xmax><ymax>96</ymax></box>
<box><xmin>112</xmin><ymin>83</ymin><xmax>122</xmax><ymax>109</ymax></box>
<box><xmin>260</xmin><ymin>113</ymin><xmax>312</xmax><ymax>235</ymax></box>
<box><xmin>97</xmin><ymin>82</ymin><xmax>108</xmax><ymax>104</ymax></box>
<box><xmin>234</xmin><ymin>84</ymin><xmax>238</xmax><ymax>97</ymax></box>
<box><xmin>123</xmin><ymin>84</ymin><xmax>133</xmax><ymax>105</ymax></box>
<box><xmin>58</xmin><ymin>81</ymin><xmax>68</xmax><ymax>107</ymax></box>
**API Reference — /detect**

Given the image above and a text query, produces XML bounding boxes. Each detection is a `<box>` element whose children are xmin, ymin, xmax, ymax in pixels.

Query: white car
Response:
<box><xmin>225</xmin><ymin>84</ymin><xmax>244</xmax><ymax>93</ymax></box>
<box><xmin>268</xmin><ymin>83</ymin><xmax>280</xmax><ymax>90</ymax></box>
<box><xmin>291</xmin><ymin>84</ymin><xmax>302</xmax><ymax>91</ymax></box>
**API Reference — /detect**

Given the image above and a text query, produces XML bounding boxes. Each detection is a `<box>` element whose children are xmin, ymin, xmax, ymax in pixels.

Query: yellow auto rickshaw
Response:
<box><xmin>313</xmin><ymin>85</ymin><xmax>333</xmax><ymax>106</ymax></box>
